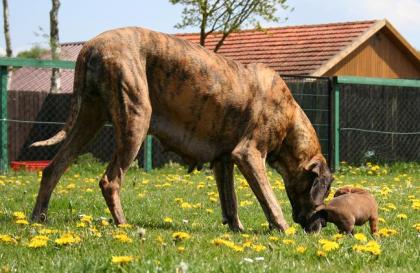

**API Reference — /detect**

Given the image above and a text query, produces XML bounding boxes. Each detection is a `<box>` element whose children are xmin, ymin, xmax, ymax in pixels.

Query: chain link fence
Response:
<box><xmin>339</xmin><ymin>83</ymin><xmax>420</xmax><ymax>164</ymax></box>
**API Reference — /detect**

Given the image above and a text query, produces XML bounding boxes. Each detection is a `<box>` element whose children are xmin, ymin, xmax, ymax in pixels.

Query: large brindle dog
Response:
<box><xmin>31</xmin><ymin>27</ymin><xmax>333</xmax><ymax>232</ymax></box>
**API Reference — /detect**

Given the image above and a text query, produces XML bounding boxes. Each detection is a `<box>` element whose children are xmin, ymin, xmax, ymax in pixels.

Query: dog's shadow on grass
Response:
<box><xmin>132</xmin><ymin>219</ymin><xmax>282</xmax><ymax>236</ymax></box>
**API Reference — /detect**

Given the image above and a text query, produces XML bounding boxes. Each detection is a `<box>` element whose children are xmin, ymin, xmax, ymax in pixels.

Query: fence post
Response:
<box><xmin>332</xmin><ymin>76</ymin><xmax>340</xmax><ymax>171</ymax></box>
<box><xmin>0</xmin><ymin>66</ymin><xmax>8</xmax><ymax>172</ymax></box>
<box><xmin>143</xmin><ymin>135</ymin><xmax>152</xmax><ymax>172</ymax></box>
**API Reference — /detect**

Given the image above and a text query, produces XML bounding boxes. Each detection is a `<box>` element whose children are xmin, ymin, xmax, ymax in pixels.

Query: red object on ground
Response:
<box><xmin>10</xmin><ymin>161</ymin><xmax>51</xmax><ymax>172</ymax></box>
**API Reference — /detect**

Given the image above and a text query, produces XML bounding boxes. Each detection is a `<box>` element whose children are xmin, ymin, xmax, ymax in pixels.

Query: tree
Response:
<box><xmin>2</xmin><ymin>0</ymin><xmax>12</xmax><ymax>57</ymax></box>
<box><xmin>170</xmin><ymin>0</ymin><xmax>291</xmax><ymax>52</ymax></box>
<box><xmin>17</xmin><ymin>45</ymin><xmax>48</xmax><ymax>59</ymax></box>
<box><xmin>49</xmin><ymin>0</ymin><xmax>61</xmax><ymax>93</ymax></box>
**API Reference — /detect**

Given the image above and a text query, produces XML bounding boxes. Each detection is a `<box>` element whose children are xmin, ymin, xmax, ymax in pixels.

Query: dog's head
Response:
<box><xmin>268</xmin><ymin>154</ymin><xmax>333</xmax><ymax>232</ymax></box>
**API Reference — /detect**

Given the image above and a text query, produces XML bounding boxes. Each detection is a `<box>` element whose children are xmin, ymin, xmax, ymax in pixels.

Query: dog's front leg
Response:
<box><xmin>232</xmin><ymin>141</ymin><xmax>289</xmax><ymax>232</ymax></box>
<box><xmin>213</xmin><ymin>155</ymin><xmax>244</xmax><ymax>232</ymax></box>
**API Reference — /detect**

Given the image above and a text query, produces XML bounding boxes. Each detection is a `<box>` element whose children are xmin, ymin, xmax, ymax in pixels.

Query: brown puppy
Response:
<box><xmin>314</xmin><ymin>187</ymin><xmax>378</xmax><ymax>234</ymax></box>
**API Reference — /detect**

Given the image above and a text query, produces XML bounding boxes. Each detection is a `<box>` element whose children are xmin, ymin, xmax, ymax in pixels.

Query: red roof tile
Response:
<box><xmin>10</xmin><ymin>20</ymin><xmax>377</xmax><ymax>92</ymax></box>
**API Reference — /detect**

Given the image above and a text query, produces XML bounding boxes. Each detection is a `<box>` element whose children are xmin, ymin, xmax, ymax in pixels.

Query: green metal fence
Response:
<box><xmin>333</xmin><ymin>76</ymin><xmax>420</xmax><ymax>169</ymax></box>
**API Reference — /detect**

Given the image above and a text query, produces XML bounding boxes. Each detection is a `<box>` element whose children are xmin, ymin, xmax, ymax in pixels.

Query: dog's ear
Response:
<box><xmin>305</xmin><ymin>156</ymin><xmax>333</xmax><ymax>205</ymax></box>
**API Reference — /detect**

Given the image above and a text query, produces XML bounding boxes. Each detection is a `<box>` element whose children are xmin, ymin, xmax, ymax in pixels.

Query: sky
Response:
<box><xmin>1</xmin><ymin>0</ymin><xmax>419</xmax><ymax>55</ymax></box>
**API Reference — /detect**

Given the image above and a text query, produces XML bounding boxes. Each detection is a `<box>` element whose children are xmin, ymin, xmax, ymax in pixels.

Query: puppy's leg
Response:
<box><xmin>369</xmin><ymin>217</ymin><xmax>378</xmax><ymax>234</ymax></box>
<box><xmin>232</xmin><ymin>141</ymin><xmax>288</xmax><ymax>231</ymax></box>
<box><xmin>99</xmin><ymin>66</ymin><xmax>152</xmax><ymax>225</ymax></box>
<box><xmin>213</xmin><ymin>155</ymin><xmax>243</xmax><ymax>232</ymax></box>
<box><xmin>32</xmin><ymin>98</ymin><xmax>106</xmax><ymax>222</ymax></box>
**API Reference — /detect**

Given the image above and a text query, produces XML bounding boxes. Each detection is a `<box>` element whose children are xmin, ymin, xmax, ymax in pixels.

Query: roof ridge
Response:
<box><xmin>60</xmin><ymin>41</ymin><xmax>85</xmax><ymax>46</ymax></box>
<box><xmin>175</xmin><ymin>19</ymin><xmax>379</xmax><ymax>36</ymax></box>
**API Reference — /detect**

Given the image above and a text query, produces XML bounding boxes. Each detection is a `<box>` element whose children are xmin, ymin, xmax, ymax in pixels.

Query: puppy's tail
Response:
<box><xmin>30</xmin><ymin>50</ymin><xmax>87</xmax><ymax>148</ymax></box>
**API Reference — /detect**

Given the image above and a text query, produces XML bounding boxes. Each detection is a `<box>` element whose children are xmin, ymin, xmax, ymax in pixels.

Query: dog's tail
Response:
<box><xmin>30</xmin><ymin>50</ymin><xmax>88</xmax><ymax>148</ymax></box>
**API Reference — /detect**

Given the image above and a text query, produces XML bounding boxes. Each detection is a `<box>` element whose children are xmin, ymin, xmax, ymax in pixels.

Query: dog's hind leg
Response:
<box><xmin>213</xmin><ymin>155</ymin><xmax>244</xmax><ymax>232</ymax></box>
<box><xmin>99</xmin><ymin>67</ymin><xmax>152</xmax><ymax>225</ymax></box>
<box><xmin>31</xmin><ymin>97</ymin><xmax>107</xmax><ymax>222</ymax></box>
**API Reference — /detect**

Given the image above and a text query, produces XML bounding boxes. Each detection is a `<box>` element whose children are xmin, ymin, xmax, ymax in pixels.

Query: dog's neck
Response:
<box><xmin>271</xmin><ymin>105</ymin><xmax>322</xmax><ymax>181</ymax></box>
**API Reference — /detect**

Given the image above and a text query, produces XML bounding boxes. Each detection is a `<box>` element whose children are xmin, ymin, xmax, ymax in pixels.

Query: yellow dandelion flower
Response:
<box><xmin>354</xmin><ymin>233</ymin><xmax>367</xmax><ymax>242</ymax></box>
<box><xmin>380</xmin><ymin>187</ymin><xmax>392</xmax><ymax>196</ymax></box>
<box><xmin>353</xmin><ymin>240</ymin><xmax>381</xmax><ymax>255</ymax></box>
<box><xmin>397</xmin><ymin>213</ymin><xmax>408</xmax><ymax>220</ymax></box>
<box><xmin>209</xmin><ymin>197</ymin><xmax>218</xmax><ymax>203</ymax></box>
<box><xmin>13</xmin><ymin>211</ymin><xmax>26</xmax><ymax>220</ymax></box>
<box><xmin>317</xmin><ymin>250</ymin><xmax>326</xmax><ymax>257</ymax></box>
<box><xmin>177</xmin><ymin>246</ymin><xmax>186</xmax><ymax>253</ymax></box>
<box><xmin>174</xmin><ymin>198</ymin><xmax>184</xmax><ymax>203</ymax></box>
<box><xmin>155</xmin><ymin>235</ymin><xmax>166</xmax><ymax>246</ymax></box>
<box><xmin>296</xmin><ymin>246</ymin><xmax>306</xmax><ymax>253</ymax></box>
<box><xmin>251</xmin><ymin>244</ymin><xmax>266</xmax><ymax>252</ymax></box>
<box><xmin>100</xmin><ymin>219</ymin><xmax>110</xmax><ymax>226</ymax></box>
<box><xmin>412</xmin><ymin>223</ymin><xmax>420</xmax><ymax>232</ymax></box>
<box><xmin>118</xmin><ymin>224</ymin><xmax>133</xmax><ymax>229</ymax></box>
<box><xmin>55</xmin><ymin>233</ymin><xmax>81</xmax><ymax>246</ymax></box>
<box><xmin>66</xmin><ymin>183</ymin><xmax>76</xmax><ymax>189</ymax></box>
<box><xmin>0</xmin><ymin>234</ymin><xmax>17</xmax><ymax>244</ymax></box>
<box><xmin>205</xmin><ymin>208</ymin><xmax>214</xmax><ymax>214</ymax></box>
<box><xmin>113</xmin><ymin>233</ymin><xmax>133</xmax><ymax>243</ymax></box>
<box><xmin>285</xmin><ymin>227</ymin><xmax>296</xmax><ymax>236</ymax></box>
<box><xmin>180</xmin><ymin>202</ymin><xmax>192</xmax><ymax>209</ymax></box>
<box><xmin>192</xmin><ymin>203</ymin><xmax>202</xmax><ymax>209</ymax></box>
<box><xmin>375</xmin><ymin>228</ymin><xmax>397</xmax><ymax>237</ymax></box>
<box><xmin>27</xmin><ymin>235</ymin><xmax>48</xmax><ymax>248</ymax></box>
<box><xmin>230</xmin><ymin>244</ymin><xmax>244</xmax><ymax>252</ymax></box>
<box><xmin>282</xmin><ymin>239</ymin><xmax>295</xmax><ymax>245</ymax></box>
<box><xmin>111</xmin><ymin>256</ymin><xmax>135</xmax><ymax>265</ymax></box>
<box><xmin>79</xmin><ymin>214</ymin><xmax>93</xmax><ymax>224</ymax></box>
<box><xmin>172</xmin><ymin>232</ymin><xmax>191</xmax><ymax>241</ymax></box>
<box><xmin>163</xmin><ymin>217</ymin><xmax>173</xmax><ymax>223</ymax></box>
<box><xmin>386</xmin><ymin>203</ymin><xmax>397</xmax><ymax>210</ymax></box>
<box><xmin>89</xmin><ymin>227</ymin><xmax>102</xmax><ymax>237</ymax></box>
<box><xmin>378</xmin><ymin>217</ymin><xmax>386</xmax><ymax>223</ymax></box>
<box><xmin>15</xmin><ymin>219</ymin><xmax>29</xmax><ymax>225</ymax></box>
<box><xmin>269</xmin><ymin>236</ymin><xmax>280</xmax><ymax>242</ymax></box>
<box><xmin>31</xmin><ymin>223</ymin><xmax>43</xmax><ymax>228</ymax></box>
<box><xmin>319</xmin><ymin>239</ymin><xmax>340</xmax><ymax>252</ymax></box>
<box><xmin>76</xmin><ymin>222</ymin><xmax>87</xmax><ymax>228</ymax></box>
<box><xmin>411</xmin><ymin>200</ymin><xmax>420</xmax><ymax>210</ymax></box>
<box><xmin>240</xmin><ymin>200</ymin><xmax>253</xmax><ymax>207</ymax></box>
<box><xmin>242</xmin><ymin>240</ymin><xmax>253</xmax><ymax>248</ymax></box>
<box><xmin>331</xmin><ymin>233</ymin><xmax>344</xmax><ymax>241</ymax></box>
<box><xmin>260</xmin><ymin>222</ymin><xmax>269</xmax><ymax>228</ymax></box>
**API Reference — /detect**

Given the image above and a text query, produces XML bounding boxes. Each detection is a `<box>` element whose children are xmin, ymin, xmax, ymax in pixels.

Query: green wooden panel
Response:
<box><xmin>0</xmin><ymin>57</ymin><xmax>75</xmax><ymax>69</ymax></box>
<box><xmin>336</xmin><ymin>76</ymin><xmax>420</xmax><ymax>88</ymax></box>
<box><xmin>143</xmin><ymin>135</ymin><xmax>153</xmax><ymax>172</ymax></box>
<box><xmin>0</xmin><ymin>67</ymin><xmax>8</xmax><ymax>171</ymax></box>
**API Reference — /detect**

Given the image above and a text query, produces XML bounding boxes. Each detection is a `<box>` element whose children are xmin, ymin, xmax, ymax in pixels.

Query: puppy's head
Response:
<box><xmin>304</xmin><ymin>209</ymin><xmax>328</xmax><ymax>233</ymax></box>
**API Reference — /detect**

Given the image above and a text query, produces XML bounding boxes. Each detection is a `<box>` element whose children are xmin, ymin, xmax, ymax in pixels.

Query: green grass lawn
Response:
<box><xmin>0</xmin><ymin>156</ymin><xmax>419</xmax><ymax>273</ymax></box>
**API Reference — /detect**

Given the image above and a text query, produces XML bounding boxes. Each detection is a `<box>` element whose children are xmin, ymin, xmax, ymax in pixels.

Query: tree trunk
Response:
<box><xmin>50</xmin><ymin>0</ymin><xmax>61</xmax><ymax>93</ymax></box>
<box><xmin>2</xmin><ymin>0</ymin><xmax>12</xmax><ymax>57</ymax></box>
